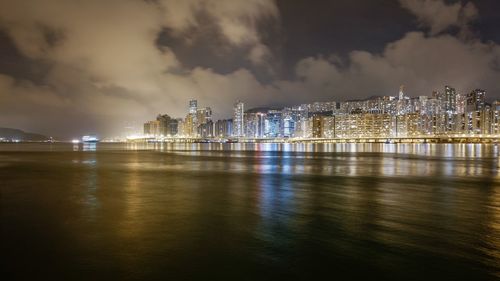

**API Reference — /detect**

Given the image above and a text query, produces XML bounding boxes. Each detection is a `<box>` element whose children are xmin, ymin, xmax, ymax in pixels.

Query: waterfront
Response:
<box><xmin>1</xmin><ymin>143</ymin><xmax>500</xmax><ymax>280</ymax></box>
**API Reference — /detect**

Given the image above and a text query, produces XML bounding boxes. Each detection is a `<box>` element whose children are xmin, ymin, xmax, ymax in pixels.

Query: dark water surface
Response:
<box><xmin>1</xmin><ymin>143</ymin><xmax>500</xmax><ymax>280</ymax></box>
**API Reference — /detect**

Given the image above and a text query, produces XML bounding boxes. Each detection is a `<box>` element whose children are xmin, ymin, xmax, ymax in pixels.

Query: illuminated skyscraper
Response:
<box><xmin>233</xmin><ymin>101</ymin><xmax>245</xmax><ymax>137</ymax></box>
<box><xmin>196</xmin><ymin>107</ymin><xmax>212</xmax><ymax>127</ymax></box>
<box><xmin>143</xmin><ymin>120</ymin><xmax>161</xmax><ymax>136</ymax></box>
<box><xmin>215</xmin><ymin>119</ymin><xmax>233</xmax><ymax>137</ymax></box>
<box><xmin>156</xmin><ymin>114</ymin><xmax>171</xmax><ymax>136</ymax></box>
<box><xmin>183</xmin><ymin>113</ymin><xmax>196</xmax><ymax>137</ymax></box>
<box><xmin>397</xmin><ymin>85</ymin><xmax>410</xmax><ymax>115</ymax></box>
<box><xmin>464</xmin><ymin>89</ymin><xmax>486</xmax><ymax>135</ymax></box>
<box><xmin>456</xmin><ymin>93</ymin><xmax>466</xmax><ymax>114</ymax></box>
<box><xmin>442</xmin><ymin>86</ymin><xmax>457</xmax><ymax>114</ymax></box>
<box><xmin>189</xmin><ymin>99</ymin><xmax>198</xmax><ymax>114</ymax></box>
<box><xmin>466</xmin><ymin>89</ymin><xmax>486</xmax><ymax>113</ymax></box>
<box><xmin>264</xmin><ymin>110</ymin><xmax>282</xmax><ymax>138</ymax></box>
<box><xmin>183</xmin><ymin>100</ymin><xmax>198</xmax><ymax>136</ymax></box>
<box><xmin>492</xmin><ymin>101</ymin><xmax>500</xmax><ymax>134</ymax></box>
<box><xmin>493</xmin><ymin>101</ymin><xmax>500</xmax><ymax>111</ymax></box>
<box><xmin>312</xmin><ymin>116</ymin><xmax>323</xmax><ymax>138</ymax></box>
<box><xmin>283</xmin><ymin>115</ymin><xmax>295</xmax><ymax>137</ymax></box>
<box><xmin>245</xmin><ymin>111</ymin><xmax>266</xmax><ymax>138</ymax></box>
<box><xmin>399</xmin><ymin>85</ymin><xmax>405</xmax><ymax>100</ymax></box>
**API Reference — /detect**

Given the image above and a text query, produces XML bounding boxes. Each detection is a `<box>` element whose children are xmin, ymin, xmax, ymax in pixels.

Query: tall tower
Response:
<box><xmin>185</xmin><ymin>100</ymin><xmax>198</xmax><ymax>137</ymax></box>
<box><xmin>399</xmin><ymin>85</ymin><xmax>405</xmax><ymax>100</ymax></box>
<box><xmin>397</xmin><ymin>85</ymin><xmax>406</xmax><ymax>115</ymax></box>
<box><xmin>189</xmin><ymin>99</ymin><xmax>198</xmax><ymax>114</ymax></box>
<box><xmin>443</xmin><ymin>86</ymin><xmax>457</xmax><ymax>114</ymax></box>
<box><xmin>233</xmin><ymin>101</ymin><xmax>245</xmax><ymax>137</ymax></box>
<box><xmin>196</xmin><ymin>107</ymin><xmax>212</xmax><ymax>127</ymax></box>
<box><xmin>466</xmin><ymin>89</ymin><xmax>486</xmax><ymax>113</ymax></box>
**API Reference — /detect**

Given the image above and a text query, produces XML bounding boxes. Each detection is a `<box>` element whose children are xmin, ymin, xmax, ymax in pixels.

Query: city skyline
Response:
<box><xmin>139</xmin><ymin>84</ymin><xmax>500</xmax><ymax>142</ymax></box>
<box><xmin>1</xmin><ymin>0</ymin><xmax>500</xmax><ymax>138</ymax></box>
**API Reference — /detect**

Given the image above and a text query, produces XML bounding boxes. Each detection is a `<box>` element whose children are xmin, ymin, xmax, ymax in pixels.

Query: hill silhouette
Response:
<box><xmin>0</xmin><ymin>128</ymin><xmax>49</xmax><ymax>141</ymax></box>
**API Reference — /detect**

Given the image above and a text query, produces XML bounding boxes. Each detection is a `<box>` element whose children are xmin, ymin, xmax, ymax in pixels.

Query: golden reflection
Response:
<box><xmin>115</xmin><ymin>143</ymin><xmax>500</xmax><ymax>179</ymax></box>
<box><xmin>75</xmin><ymin>152</ymin><xmax>100</xmax><ymax>222</ymax></box>
<box><xmin>341</xmin><ymin>178</ymin><xmax>381</xmax><ymax>237</ymax></box>
<box><xmin>485</xmin><ymin>186</ymin><xmax>500</xmax><ymax>277</ymax></box>
<box><xmin>119</xmin><ymin>153</ymin><xmax>144</xmax><ymax>240</ymax></box>
<box><xmin>380</xmin><ymin>153</ymin><xmax>396</xmax><ymax>176</ymax></box>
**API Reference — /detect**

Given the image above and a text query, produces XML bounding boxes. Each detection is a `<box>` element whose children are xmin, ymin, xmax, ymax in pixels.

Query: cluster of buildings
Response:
<box><xmin>143</xmin><ymin>85</ymin><xmax>500</xmax><ymax>140</ymax></box>
<box><xmin>143</xmin><ymin>100</ymin><xmax>230</xmax><ymax>139</ymax></box>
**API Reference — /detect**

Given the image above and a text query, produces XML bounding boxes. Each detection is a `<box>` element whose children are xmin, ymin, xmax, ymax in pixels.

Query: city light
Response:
<box><xmin>140</xmin><ymin>86</ymin><xmax>500</xmax><ymax>143</ymax></box>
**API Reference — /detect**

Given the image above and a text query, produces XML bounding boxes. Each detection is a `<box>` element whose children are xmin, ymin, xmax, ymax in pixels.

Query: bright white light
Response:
<box><xmin>82</xmin><ymin>135</ymin><xmax>99</xmax><ymax>142</ymax></box>
<box><xmin>125</xmin><ymin>134</ymin><xmax>146</xmax><ymax>140</ymax></box>
<box><xmin>72</xmin><ymin>139</ymin><xmax>80</xmax><ymax>144</ymax></box>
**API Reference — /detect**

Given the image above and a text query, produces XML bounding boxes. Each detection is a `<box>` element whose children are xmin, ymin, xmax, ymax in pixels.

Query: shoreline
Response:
<box><xmin>2</xmin><ymin>138</ymin><xmax>500</xmax><ymax>145</ymax></box>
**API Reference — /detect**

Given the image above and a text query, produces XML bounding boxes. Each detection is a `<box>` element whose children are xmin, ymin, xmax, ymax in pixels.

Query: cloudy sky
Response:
<box><xmin>0</xmin><ymin>0</ymin><xmax>499</xmax><ymax>138</ymax></box>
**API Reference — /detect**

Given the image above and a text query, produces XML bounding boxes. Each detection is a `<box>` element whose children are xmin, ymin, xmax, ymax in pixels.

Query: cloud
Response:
<box><xmin>159</xmin><ymin>0</ymin><xmax>277</xmax><ymax>46</ymax></box>
<box><xmin>0</xmin><ymin>0</ymin><xmax>279</xmax><ymax>137</ymax></box>
<box><xmin>0</xmin><ymin>0</ymin><xmax>499</xmax><ymax>138</ymax></box>
<box><xmin>399</xmin><ymin>0</ymin><xmax>478</xmax><ymax>36</ymax></box>
<box><xmin>276</xmin><ymin>32</ymin><xmax>500</xmax><ymax>101</ymax></box>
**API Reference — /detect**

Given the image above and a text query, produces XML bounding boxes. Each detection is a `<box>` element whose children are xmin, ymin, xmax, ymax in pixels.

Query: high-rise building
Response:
<box><xmin>177</xmin><ymin>119</ymin><xmax>185</xmax><ymax>136</ymax></box>
<box><xmin>189</xmin><ymin>99</ymin><xmax>198</xmax><ymax>114</ymax></box>
<box><xmin>196</xmin><ymin>107</ymin><xmax>212</xmax><ymax>127</ymax></box>
<box><xmin>169</xmin><ymin>118</ymin><xmax>180</xmax><ymax>136</ymax></box>
<box><xmin>466</xmin><ymin>89</ymin><xmax>486</xmax><ymax>113</ymax></box>
<box><xmin>312</xmin><ymin>116</ymin><xmax>323</xmax><ymax>138</ymax></box>
<box><xmin>456</xmin><ymin>93</ymin><xmax>466</xmax><ymax>114</ymax></box>
<box><xmin>265</xmin><ymin>110</ymin><xmax>282</xmax><ymax>138</ymax></box>
<box><xmin>183</xmin><ymin>113</ymin><xmax>196</xmax><ymax>137</ymax></box>
<box><xmin>294</xmin><ymin>118</ymin><xmax>309</xmax><ymax>138</ymax></box>
<box><xmin>182</xmin><ymin>100</ymin><xmax>199</xmax><ymax>137</ymax></box>
<box><xmin>283</xmin><ymin>115</ymin><xmax>295</xmax><ymax>137</ymax></box>
<box><xmin>233</xmin><ymin>101</ymin><xmax>245</xmax><ymax>137</ymax></box>
<box><xmin>322</xmin><ymin>117</ymin><xmax>335</xmax><ymax>138</ymax></box>
<box><xmin>143</xmin><ymin>123</ymin><xmax>150</xmax><ymax>136</ymax></box>
<box><xmin>334</xmin><ymin>114</ymin><xmax>392</xmax><ymax>138</ymax></box>
<box><xmin>491</xmin><ymin>102</ymin><xmax>500</xmax><ymax>134</ymax></box>
<box><xmin>396</xmin><ymin>113</ymin><xmax>422</xmax><ymax>137</ymax></box>
<box><xmin>197</xmin><ymin>120</ymin><xmax>214</xmax><ymax>138</ymax></box>
<box><xmin>215</xmin><ymin>119</ymin><xmax>233</xmax><ymax>138</ymax></box>
<box><xmin>442</xmin><ymin>86</ymin><xmax>457</xmax><ymax>114</ymax></box>
<box><xmin>245</xmin><ymin>111</ymin><xmax>266</xmax><ymax>138</ymax></box>
<box><xmin>462</xmin><ymin>89</ymin><xmax>487</xmax><ymax>135</ymax></box>
<box><xmin>143</xmin><ymin>120</ymin><xmax>161</xmax><ymax>137</ymax></box>
<box><xmin>493</xmin><ymin>101</ymin><xmax>500</xmax><ymax>111</ymax></box>
<box><xmin>156</xmin><ymin>114</ymin><xmax>171</xmax><ymax>136</ymax></box>
<box><xmin>396</xmin><ymin>85</ymin><xmax>412</xmax><ymax>115</ymax></box>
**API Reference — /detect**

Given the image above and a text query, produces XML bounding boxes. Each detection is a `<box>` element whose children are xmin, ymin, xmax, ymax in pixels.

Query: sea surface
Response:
<box><xmin>1</xmin><ymin>142</ymin><xmax>500</xmax><ymax>280</ymax></box>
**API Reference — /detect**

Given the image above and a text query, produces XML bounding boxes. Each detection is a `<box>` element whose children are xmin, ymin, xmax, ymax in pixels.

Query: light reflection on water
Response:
<box><xmin>113</xmin><ymin>143</ymin><xmax>500</xmax><ymax>178</ymax></box>
<box><xmin>1</xmin><ymin>142</ymin><xmax>499</xmax><ymax>280</ymax></box>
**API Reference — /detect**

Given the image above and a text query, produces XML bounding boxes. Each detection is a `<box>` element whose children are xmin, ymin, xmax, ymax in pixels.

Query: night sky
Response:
<box><xmin>0</xmin><ymin>0</ymin><xmax>499</xmax><ymax>138</ymax></box>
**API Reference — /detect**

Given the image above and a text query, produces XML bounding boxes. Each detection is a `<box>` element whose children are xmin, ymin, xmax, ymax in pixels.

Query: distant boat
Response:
<box><xmin>82</xmin><ymin>135</ymin><xmax>99</xmax><ymax>143</ymax></box>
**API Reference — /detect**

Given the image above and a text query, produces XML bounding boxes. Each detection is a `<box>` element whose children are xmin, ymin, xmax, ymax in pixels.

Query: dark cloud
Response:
<box><xmin>399</xmin><ymin>0</ymin><xmax>478</xmax><ymax>37</ymax></box>
<box><xmin>276</xmin><ymin>31</ymin><xmax>500</xmax><ymax>101</ymax></box>
<box><xmin>0</xmin><ymin>0</ymin><xmax>499</xmax><ymax>138</ymax></box>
